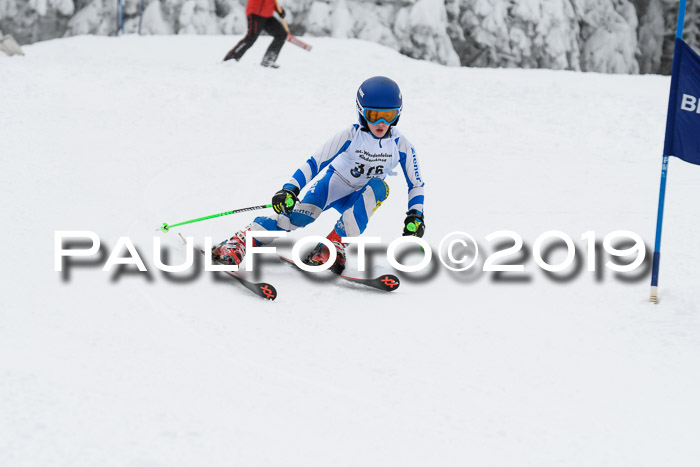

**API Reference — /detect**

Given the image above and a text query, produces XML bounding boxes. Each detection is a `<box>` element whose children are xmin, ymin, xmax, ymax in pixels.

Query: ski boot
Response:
<box><xmin>223</xmin><ymin>48</ymin><xmax>240</xmax><ymax>62</ymax></box>
<box><xmin>212</xmin><ymin>227</ymin><xmax>257</xmax><ymax>266</ymax></box>
<box><xmin>303</xmin><ymin>229</ymin><xmax>346</xmax><ymax>274</ymax></box>
<box><xmin>261</xmin><ymin>50</ymin><xmax>280</xmax><ymax>68</ymax></box>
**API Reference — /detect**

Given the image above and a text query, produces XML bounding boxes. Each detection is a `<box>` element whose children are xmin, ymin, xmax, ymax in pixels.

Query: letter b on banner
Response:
<box><xmin>680</xmin><ymin>94</ymin><xmax>698</xmax><ymax>112</ymax></box>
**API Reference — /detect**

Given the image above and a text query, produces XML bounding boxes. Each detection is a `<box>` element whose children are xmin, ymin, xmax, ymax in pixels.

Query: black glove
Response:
<box><xmin>402</xmin><ymin>210</ymin><xmax>425</xmax><ymax>237</ymax></box>
<box><xmin>272</xmin><ymin>187</ymin><xmax>298</xmax><ymax>215</ymax></box>
<box><xmin>278</xmin><ymin>6</ymin><xmax>286</xmax><ymax>18</ymax></box>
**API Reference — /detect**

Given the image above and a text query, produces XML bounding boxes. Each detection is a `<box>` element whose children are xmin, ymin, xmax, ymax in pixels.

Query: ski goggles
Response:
<box><xmin>362</xmin><ymin>107</ymin><xmax>400</xmax><ymax>125</ymax></box>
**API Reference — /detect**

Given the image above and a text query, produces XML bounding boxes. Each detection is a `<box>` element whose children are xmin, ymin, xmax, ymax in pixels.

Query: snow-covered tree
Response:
<box><xmin>684</xmin><ymin>0</ymin><xmax>699</xmax><ymax>52</ymax></box>
<box><xmin>1</xmin><ymin>0</ymin><xmax>698</xmax><ymax>74</ymax></box>
<box><xmin>635</xmin><ymin>0</ymin><xmax>664</xmax><ymax>74</ymax></box>
<box><xmin>575</xmin><ymin>0</ymin><xmax>640</xmax><ymax>73</ymax></box>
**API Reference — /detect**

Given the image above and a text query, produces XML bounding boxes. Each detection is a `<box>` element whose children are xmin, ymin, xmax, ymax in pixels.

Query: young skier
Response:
<box><xmin>223</xmin><ymin>0</ymin><xmax>287</xmax><ymax>67</ymax></box>
<box><xmin>212</xmin><ymin>76</ymin><xmax>426</xmax><ymax>273</ymax></box>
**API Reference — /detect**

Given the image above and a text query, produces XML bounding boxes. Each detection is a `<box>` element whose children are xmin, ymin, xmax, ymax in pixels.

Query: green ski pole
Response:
<box><xmin>158</xmin><ymin>203</ymin><xmax>274</xmax><ymax>233</ymax></box>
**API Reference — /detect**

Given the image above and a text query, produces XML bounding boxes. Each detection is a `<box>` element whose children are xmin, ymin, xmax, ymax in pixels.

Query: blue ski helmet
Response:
<box><xmin>356</xmin><ymin>76</ymin><xmax>403</xmax><ymax>128</ymax></box>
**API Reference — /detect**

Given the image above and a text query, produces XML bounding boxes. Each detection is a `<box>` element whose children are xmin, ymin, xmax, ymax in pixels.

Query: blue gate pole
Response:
<box><xmin>650</xmin><ymin>155</ymin><xmax>669</xmax><ymax>303</ymax></box>
<box><xmin>650</xmin><ymin>0</ymin><xmax>687</xmax><ymax>304</ymax></box>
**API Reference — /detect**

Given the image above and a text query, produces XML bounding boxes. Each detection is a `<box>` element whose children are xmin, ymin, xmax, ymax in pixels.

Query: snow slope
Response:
<box><xmin>1</xmin><ymin>35</ymin><xmax>699</xmax><ymax>466</ymax></box>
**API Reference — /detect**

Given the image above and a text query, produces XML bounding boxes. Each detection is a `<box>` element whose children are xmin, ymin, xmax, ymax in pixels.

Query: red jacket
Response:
<box><xmin>246</xmin><ymin>0</ymin><xmax>277</xmax><ymax>18</ymax></box>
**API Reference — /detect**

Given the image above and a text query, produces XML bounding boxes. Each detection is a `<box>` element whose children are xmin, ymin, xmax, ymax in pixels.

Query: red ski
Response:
<box><xmin>277</xmin><ymin>255</ymin><xmax>400</xmax><ymax>292</ymax></box>
<box><xmin>179</xmin><ymin>233</ymin><xmax>277</xmax><ymax>300</ymax></box>
<box><xmin>287</xmin><ymin>34</ymin><xmax>312</xmax><ymax>51</ymax></box>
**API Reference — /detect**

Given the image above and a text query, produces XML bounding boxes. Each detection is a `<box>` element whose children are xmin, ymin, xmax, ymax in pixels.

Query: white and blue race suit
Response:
<box><xmin>251</xmin><ymin>124</ymin><xmax>425</xmax><ymax>241</ymax></box>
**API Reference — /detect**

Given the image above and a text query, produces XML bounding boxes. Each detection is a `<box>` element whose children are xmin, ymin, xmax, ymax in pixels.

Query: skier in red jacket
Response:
<box><xmin>223</xmin><ymin>0</ymin><xmax>288</xmax><ymax>68</ymax></box>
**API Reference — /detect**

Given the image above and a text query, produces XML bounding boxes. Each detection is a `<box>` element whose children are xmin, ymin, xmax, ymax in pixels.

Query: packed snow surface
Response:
<box><xmin>1</xmin><ymin>35</ymin><xmax>699</xmax><ymax>467</ymax></box>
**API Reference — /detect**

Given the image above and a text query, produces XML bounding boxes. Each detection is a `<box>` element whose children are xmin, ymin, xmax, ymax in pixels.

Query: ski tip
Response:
<box><xmin>258</xmin><ymin>283</ymin><xmax>277</xmax><ymax>300</ymax></box>
<box><xmin>377</xmin><ymin>274</ymin><xmax>400</xmax><ymax>291</ymax></box>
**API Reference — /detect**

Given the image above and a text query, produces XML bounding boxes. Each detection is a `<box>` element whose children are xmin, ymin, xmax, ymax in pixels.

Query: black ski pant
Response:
<box><xmin>225</xmin><ymin>15</ymin><xmax>287</xmax><ymax>63</ymax></box>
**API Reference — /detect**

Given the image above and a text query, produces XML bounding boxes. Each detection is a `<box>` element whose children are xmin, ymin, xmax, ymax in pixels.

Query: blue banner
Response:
<box><xmin>663</xmin><ymin>38</ymin><xmax>700</xmax><ymax>166</ymax></box>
